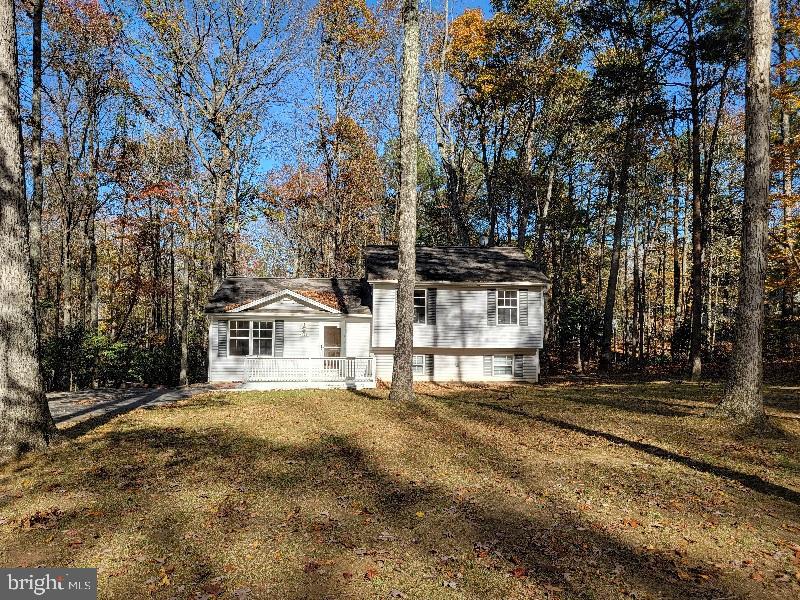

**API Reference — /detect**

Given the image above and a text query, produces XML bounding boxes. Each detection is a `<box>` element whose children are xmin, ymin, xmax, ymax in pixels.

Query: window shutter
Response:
<box><xmin>514</xmin><ymin>354</ymin><xmax>524</xmax><ymax>378</ymax></box>
<box><xmin>274</xmin><ymin>320</ymin><xmax>284</xmax><ymax>357</ymax></box>
<box><xmin>425</xmin><ymin>354</ymin><xmax>434</xmax><ymax>377</ymax></box>
<box><xmin>487</xmin><ymin>290</ymin><xmax>496</xmax><ymax>326</ymax></box>
<box><xmin>426</xmin><ymin>288</ymin><xmax>437</xmax><ymax>325</ymax></box>
<box><xmin>483</xmin><ymin>355</ymin><xmax>492</xmax><ymax>376</ymax></box>
<box><xmin>519</xmin><ymin>289</ymin><xmax>528</xmax><ymax>326</ymax></box>
<box><xmin>217</xmin><ymin>320</ymin><xmax>228</xmax><ymax>358</ymax></box>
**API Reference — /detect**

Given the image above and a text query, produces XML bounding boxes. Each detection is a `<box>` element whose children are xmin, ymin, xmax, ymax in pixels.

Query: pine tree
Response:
<box><xmin>716</xmin><ymin>0</ymin><xmax>772</xmax><ymax>425</ymax></box>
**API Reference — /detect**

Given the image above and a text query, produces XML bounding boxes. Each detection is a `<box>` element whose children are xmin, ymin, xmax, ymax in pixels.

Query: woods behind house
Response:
<box><xmin>15</xmin><ymin>0</ymin><xmax>800</xmax><ymax>389</ymax></box>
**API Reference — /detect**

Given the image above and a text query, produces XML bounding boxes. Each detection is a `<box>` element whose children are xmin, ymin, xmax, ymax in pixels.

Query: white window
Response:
<box><xmin>493</xmin><ymin>355</ymin><xmax>513</xmax><ymax>376</ymax></box>
<box><xmin>412</xmin><ymin>354</ymin><xmax>425</xmax><ymax>375</ymax></box>
<box><xmin>229</xmin><ymin>320</ymin><xmax>250</xmax><ymax>356</ymax></box>
<box><xmin>497</xmin><ymin>290</ymin><xmax>518</xmax><ymax>325</ymax></box>
<box><xmin>252</xmin><ymin>321</ymin><xmax>274</xmax><ymax>356</ymax></box>
<box><xmin>414</xmin><ymin>289</ymin><xmax>427</xmax><ymax>324</ymax></box>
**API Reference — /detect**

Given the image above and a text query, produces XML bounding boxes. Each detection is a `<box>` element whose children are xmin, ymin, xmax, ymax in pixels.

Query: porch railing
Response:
<box><xmin>243</xmin><ymin>356</ymin><xmax>376</xmax><ymax>385</ymax></box>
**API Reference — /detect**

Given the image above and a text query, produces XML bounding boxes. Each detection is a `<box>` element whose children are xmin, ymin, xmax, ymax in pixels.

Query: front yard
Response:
<box><xmin>1</xmin><ymin>382</ymin><xmax>799</xmax><ymax>599</ymax></box>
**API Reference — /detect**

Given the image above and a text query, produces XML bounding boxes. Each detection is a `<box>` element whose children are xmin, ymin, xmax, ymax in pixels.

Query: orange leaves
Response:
<box><xmin>444</xmin><ymin>9</ymin><xmax>495</xmax><ymax>94</ymax></box>
<box><xmin>313</xmin><ymin>0</ymin><xmax>384</xmax><ymax>57</ymax></box>
<box><xmin>136</xmin><ymin>181</ymin><xmax>180</xmax><ymax>202</ymax></box>
<box><xmin>448</xmin><ymin>9</ymin><xmax>491</xmax><ymax>66</ymax></box>
<box><xmin>443</xmin><ymin>2</ymin><xmax>579</xmax><ymax>105</ymax></box>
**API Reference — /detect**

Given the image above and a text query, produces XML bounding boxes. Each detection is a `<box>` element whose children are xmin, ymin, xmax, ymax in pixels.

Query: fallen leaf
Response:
<box><xmin>510</xmin><ymin>566</ymin><xmax>528</xmax><ymax>579</ymax></box>
<box><xmin>201</xmin><ymin>581</ymin><xmax>223</xmax><ymax>596</ymax></box>
<box><xmin>623</xmin><ymin>519</ymin><xmax>640</xmax><ymax>528</ymax></box>
<box><xmin>303</xmin><ymin>561</ymin><xmax>321</xmax><ymax>574</ymax></box>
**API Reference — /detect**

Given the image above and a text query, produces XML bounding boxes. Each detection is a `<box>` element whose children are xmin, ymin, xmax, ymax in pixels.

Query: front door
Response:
<box><xmin>322</xmin><ymin>325</ymin><xmax>341</xmax><ymax>358</ymax></box>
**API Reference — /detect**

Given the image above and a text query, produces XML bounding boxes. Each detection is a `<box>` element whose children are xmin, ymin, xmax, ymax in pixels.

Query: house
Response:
<box><xmin>205</xmin><ymin>246</ymin><xmax>549</xmax><ymax>389</ymax></box>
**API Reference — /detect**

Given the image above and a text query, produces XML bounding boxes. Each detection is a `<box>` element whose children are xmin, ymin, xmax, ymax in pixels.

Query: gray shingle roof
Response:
<box><xmin>205</xmin><ymin>278</ymin><xmax>371</xmax><ymax>315</ymax></box>
<box><xmin>364</xmin><ymin>246</ymin><xmax>549</xmax><ymax>284</ymax></box>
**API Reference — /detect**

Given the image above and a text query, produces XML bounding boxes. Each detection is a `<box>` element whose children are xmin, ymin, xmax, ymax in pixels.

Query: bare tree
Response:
<box><xmin>0</xmin><ymin>0</ymin><xmax>55</xmax><ymax>452</ymax></box>
<box><xmin>716</xmin><ymin>0</ymin><xmax>772</xmax><ymax>425</ymax></box>
<box><xmin>389</xmin><ymin>0</ymin><xmax>420</xmax><ymax>402</ymax></box>
<box><xmin>135</xmin><ymin>0</ymin><xmax>301</xmax><ymax>289</ymax></box>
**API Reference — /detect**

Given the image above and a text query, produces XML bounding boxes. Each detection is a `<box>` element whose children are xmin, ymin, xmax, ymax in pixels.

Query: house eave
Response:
<box><xmin>368</xmin><ymin>280</ymin><xmax>550</xmax><ymax>288</ymax></box>
<box><xmin>205</xmin><ymin>312</ymin><xmax>371</xmax><ymax>319</ymax></box>
<box><xmin>226</xmin><ymin>289</ymin><xmax>341</xmax><ymax>314</ymax></box>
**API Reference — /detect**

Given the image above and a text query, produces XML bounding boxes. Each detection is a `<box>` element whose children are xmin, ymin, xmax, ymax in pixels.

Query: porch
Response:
<box><xmin>240</xmin><ymin>356</ymin><xmax>377</xmax><ymax>390</ymax></box>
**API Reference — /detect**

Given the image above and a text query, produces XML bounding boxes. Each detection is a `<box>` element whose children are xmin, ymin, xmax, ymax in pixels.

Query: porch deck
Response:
<box><xmin>240</xmin><ymin>356</ymin><xmax>376</xmax><ymax>390</ymax></box>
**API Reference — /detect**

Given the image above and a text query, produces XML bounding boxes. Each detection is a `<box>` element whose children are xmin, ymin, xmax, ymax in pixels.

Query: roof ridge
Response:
<box><xmin>364</xmin><ymin>245</ymin><xmax>526</xmax><ymax>250</ymax></box>
<box><xmin>221</xmin><ymin>276</ymin><xmax>362</xmax><ymax>281</ymax></box>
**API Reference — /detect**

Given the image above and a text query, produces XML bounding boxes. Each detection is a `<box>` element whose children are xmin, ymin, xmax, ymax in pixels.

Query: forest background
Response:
<box><xmin>17</xmin><ymin>0</ymin><xmax>800</xmax><ymax>389</ymax></box>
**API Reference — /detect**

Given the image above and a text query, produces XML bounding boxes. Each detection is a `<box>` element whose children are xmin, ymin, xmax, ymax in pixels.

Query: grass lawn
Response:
<box><xmin>1</xmin><ymin>382</ymin><xmax>799</xmax><ymax>599</ymax></box>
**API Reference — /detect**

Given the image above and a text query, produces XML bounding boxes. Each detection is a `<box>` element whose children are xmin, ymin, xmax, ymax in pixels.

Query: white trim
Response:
<box><xmin>492</xmin><ymin>354</ymin><xmax>514</xmax><ymax>376</ymax></box>
<box><xmin>320</xmin><ymin>323</ymin><xmax>342</xmax><ymax>357</ymax></box>
<box><xmin>496</xmin><ymin>289</ymin><xmax>519</xmax><ymax>326</ymax></box>
<box><xmin>208</xmin><ymin>313</ymin><xmax>369</xmax><ymax>320</ymax></box>
<box><xmin>413</xmin><ymin>288</ymin><xmax>427</xmax><ymax>325</ymax></box>
<box><xmin>251</xmin><ymin>320</ymin><xmax>275</xmax><ymax>357</ymax></box>
<box><xmin>228</xmin><ymin>319</ymin><xmax>252</xmax><ymax>357</ymax></box>
<box><xmin>228</xmin><ymin>289</ymin><xmax>340</xmax><ymax>314</ymax></box>
<box><xmin>369</xmin><ymin>280</ymin><xmax>549</xmax><ymax>288</ymax></box>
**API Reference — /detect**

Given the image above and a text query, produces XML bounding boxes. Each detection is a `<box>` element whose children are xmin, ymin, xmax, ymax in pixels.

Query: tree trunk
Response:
<box><xmin>211</xmin><ymin>142</ymin><xmax>231</xmax><ymax>290</ymax></box>
<box><xmin>534</xmin><ymin>167</ymin><xmax>554</xmax><ymax>265</ymax></box>
<box><xmin>716</xmin><ymin>0</ymin><xmax>771</xmax><ymax>426</ymax></box>
<box><xmin>29</xmin><ymin>0</ymin><xmax>43</xmax><ymax>292</ymax></box>
<box><xmin>599</xmin><ymin>126</ymin><xmax>633</xmax><ymax>374</ymax></box>
<box><xmin>779</xmin><ymin>0</ymin><xmax>793</xmax><ymax>319</ymax></box>
<box><xmin>632</xmin><ymin>222</ymin><xmax>642</xmax><ymax>363</ymax></box>
<box><xmin>86</xmin><ymin>206</ymin><xmax>98</xmax><ymax>331</ymax></box>
<box><xmin>86</xmin><ymin>119</ymin><xmax>99</xmax><ymax>332</ymax></box>
<box><xmin>670</xmin><ymin>100</ymin><xmax>681</xmax><ymax>356</ymax></box>
<box><xmin>477</xmin><ymin>113</ymin><xmax>498</xmax><ymax>247</ymax></box>
<box><xmin>179</xmin><ymin>253</ymin><xmax>190</xmax><ymax>387</ymax></box>
<box><xmin>389</xmin><ymin>0</ymin><xmax>419</xmax><ymax>403</ymax></box>
<box><xmin>0</xmin><ymin>0</ymin><xmax>55</xmax><ymax>452</ymax></box>
<box><xmin>687</xmin><ymin>10</ymin><xmax>704</xmax><ymax>381</ymax></box>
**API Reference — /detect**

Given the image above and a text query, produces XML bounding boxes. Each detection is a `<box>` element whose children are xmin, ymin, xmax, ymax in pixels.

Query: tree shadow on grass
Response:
<box><xmin>429</xmin><ymin>395</ymin><xmax>800</xmax><ymax>508</ymax></box>
<box><xmin>57</xmin><ymin>390</ymin><xmax>230</xmax><ymax>440</ymax></box>
<box><xmin>6</xmin><ymin>419</ymin><xmax>758</xmax><ymax>599</ymax></box>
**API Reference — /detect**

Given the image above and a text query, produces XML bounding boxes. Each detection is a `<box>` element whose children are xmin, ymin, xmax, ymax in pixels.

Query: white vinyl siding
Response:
<box><xmin>344</xmin><ymin>320</ymin><xmax>371</xmax><ymax>357</ymax></box>
<box><xmin>372</xmin><ymin>285</ymin><xmax>544</xmax><ymax>349</ymax></box>
<box><xmin>374</xmin><ymin>351</ymin><xmax>539</xmax><ymax>383</ymax></box>
<box><xmin>284</xmin><ymin>321</ymin><xmax>319</xmax><ymax>356</ymax></box>
<box><xmin>208</xmin><ymin>316</ymin><xmax>372</xmax><ymax>382</ymax></box>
